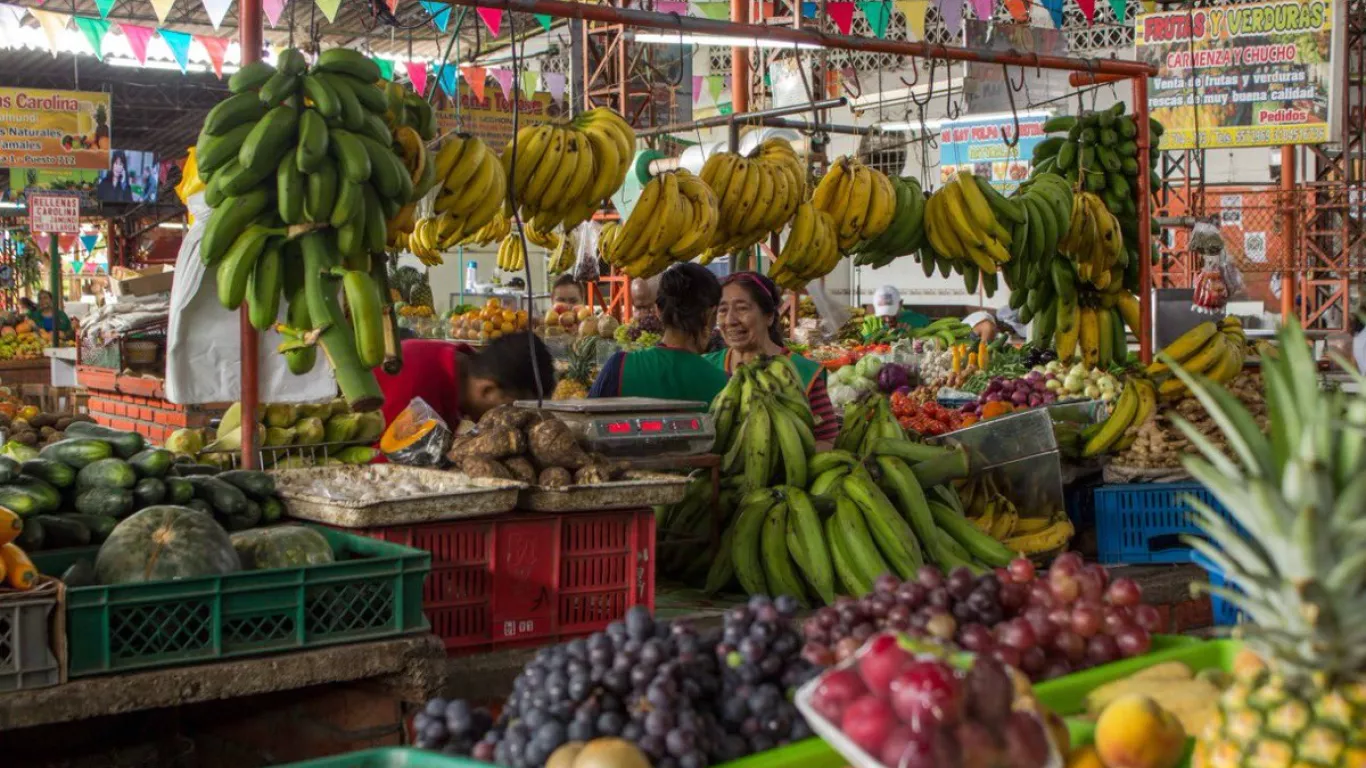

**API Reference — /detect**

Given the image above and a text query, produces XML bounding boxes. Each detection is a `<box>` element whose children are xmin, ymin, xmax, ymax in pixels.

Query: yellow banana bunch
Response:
<box><xmin>425</xmin><ymin>133</ymin><xmax>507</xmax><ymax>262</ymax></box>
<box><xmin>698</xmin><ymin>138</ymin><xmax>806</xmax><ymax>264</ymax></box>
<box><xmin>1147</xmin><ymin>317</ymin><xmax>1247</xmax><ymax>398</ymax></box>
<box><xmin>504</xmin><ymin>107</ymin><xmax>635</xmax><ymax>234</ymax></box>
<box><xmin>960</xmin><ymin>475</ymin><xmax>1073</xmax><ymax>553</ymax></box>
<box><xmin>458</xmin><ymin>210</ymin><xmax>510</xmax><ymax>247</ymax></box>
<box><xmin>769</xmin><ymin>202</ymin><xmax>840</xmax><ymax>290</ymax></box>
<box><xmin>495</xmin><ymin>232</ymin><xmax>526</xmax><ymax>272</ymax></box>
<box><xmin>1059</xmin><ymin>191</ymin><xmax>1124</xmax><ymax>289</ymax></box>
<box><xmin>597</xmin><ymin>220</ymin><xmax>622</xmax><ymax>262</ymax></box>
<box><xmin>603</xmin><ymin>169</ymin><xmax>719</xmax><ymax>279</ymax></box>
<box><xmin>547</xmin><ymin>232</ymin><xmax>575</xmax><ymax>273</ymax></box>
<box><xmin>921</xmin><ymin>170</ymin><xmax>1015</xmax><ymax>280</ymax></box>
<box><xmin>1080</xmin><ymin>377</ymin><xmax>1156</xmax><ymax>456</ymax></box>
<box><xmin>383</xmin><ymin>125</ymin><xmax>437</xmax><ymax>250</ymax></box>
<box><xmin>524</xmin><ymin>221</ymin><xmax>562</xmax><ymax>251</ymax></box>
<box><xmin>811</xmin><ymin>155</ymin><xmax>897</xmax><ymax>252</ymax></box>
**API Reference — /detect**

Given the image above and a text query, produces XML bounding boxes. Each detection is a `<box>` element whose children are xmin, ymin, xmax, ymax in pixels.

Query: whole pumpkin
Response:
<box><xmin>95</xmin><ymin>505</ymin><xmax>241</xmax><ymax>585</ymax></box>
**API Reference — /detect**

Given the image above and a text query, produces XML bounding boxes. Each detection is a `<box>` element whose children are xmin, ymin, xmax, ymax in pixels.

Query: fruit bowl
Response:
<box><xmin>794</xmin><ymin>633</ymin><xmax>1066</xmax><ymax>768</ymax></box>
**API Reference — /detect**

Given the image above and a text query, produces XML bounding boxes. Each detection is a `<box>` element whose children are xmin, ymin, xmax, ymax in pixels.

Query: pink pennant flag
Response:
<box><xmin>197</xmin><ymin>34</ymin><xmax>229</xmax><ymax>77</ymax></box>
<box><xmin>692</xmin><ymin>74</ymin><xmax>704</xmax><ymax>104</ymax></box>
<box><xmin>970</xmin><ymin>0</ymin><xmax>991</xmax><ymax>18</ymax></box>
<box><xmin>119</xmin><ymin>22</ymin><xmax>154</xmax><ymax>63</ymax></box>
<box><xmin>1077</xmin><ymin>0</ymin><xmax>1095</xmax><ymax>24</ymax></box>
<box><xmin>655</xmin><ymin>0</ymin><xmax>688</xmax><ymax>12</ymax></box>
<box><xmin>405</xmin><ymin>61</ymin><xmax>429</xmax><ymax>95</ymax></box>
<box><xmin>543</xmin><ymin>71</ymin><xmax>566</xmax><ymax>103</ymax></box>
<box><xmin>895</xmin><ymin>0</ymin><xmax>927</xmax><ymax>39</ymax></box>
<box><xmin>33</xmin><ymin>234</ymin><xmax>51</xmax><ymax>253</ymax></box>
<box><xmin>476</xmin><ymin>6</ymin><xmax>501</xmax><ymax>35</ymax></box>
<box><xmin>263</xmin><ymin>0</ymin><xmax>286</xmax><ymax>26</ymax></box>
<box><xmin>462</xmin><ymin>65</ymin><xmax>487</xmax><ymax>102</ymax></box>
<box><xmin>490</xmin><ymin>68</ymin><xmax>514</xmax><ymax>100</ymax></box>
<box><xmin>826</xmin><ymin>1</ymin><xmax>854</xmax><ymax>33</ymax></box>
<box><xmin>29</xmin><ymin>8</ymin><xmax>69</xmax><ymax>55</ymax></box>
<box><xmin>936</xmin><ymin>0</ymin><xmax>962</xmax><ymax>38</ymax></box>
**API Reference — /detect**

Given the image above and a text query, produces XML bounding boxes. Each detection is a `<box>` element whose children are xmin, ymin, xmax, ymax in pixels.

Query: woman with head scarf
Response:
<box><xmin>706</xmin><ymin>272</ymin><xmax>839</xmax><ymax>443</ymax></box>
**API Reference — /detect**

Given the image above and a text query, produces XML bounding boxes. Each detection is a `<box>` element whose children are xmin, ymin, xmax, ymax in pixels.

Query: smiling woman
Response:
<box><xmin>705</xmin><ymin>272</ymin><xmax>840</xmax><ymax>443</ymax></box>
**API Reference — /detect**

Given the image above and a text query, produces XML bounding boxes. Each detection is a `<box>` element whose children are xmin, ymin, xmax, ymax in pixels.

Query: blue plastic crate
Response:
<box><xmin>1191</xmin><ymin>551</ymin><xmax>1245</xmax><ymax>626</ymax></box>
<box><xmin>1093</xmin><ymin>482</ymin><xmax>1231</xmax><ymax>564</ymax></box>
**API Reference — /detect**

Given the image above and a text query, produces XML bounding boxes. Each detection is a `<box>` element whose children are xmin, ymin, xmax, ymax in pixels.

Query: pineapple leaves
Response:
<box><xmin>1161</xmin><ymin>350</ymin><xmax>1274</xmax><ymax>479</ymax></box>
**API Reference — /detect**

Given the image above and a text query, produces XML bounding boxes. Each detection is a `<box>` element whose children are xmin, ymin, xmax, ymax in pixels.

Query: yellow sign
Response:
<box><xmin>1135</xmin><ymin>0</ymin><xmax>1335</xmax><ymax>149</ymax></box>
<box><xmin>435</xmin><ymin>84</ymin><xmax>563</xmax><ymax>148</ymax></box>
<box><xmin>0</xmin><ymin>88</ymin><xmax>112</xmax><ymax>171</ymax></box>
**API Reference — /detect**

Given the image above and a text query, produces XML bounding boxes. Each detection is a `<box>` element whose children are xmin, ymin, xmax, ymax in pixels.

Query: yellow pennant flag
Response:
<box><xmin>29</xmin><ymin>8</ymin><xmax>70</xmax><ymax>55</ymax></box>
<box><xmin>896</xmin><ymin>0</ymin><xmax>928</xmax><ymax>41</ymax></box>
<box><xmin>314</xmin><ymin>0</ymin><xmax>341</xmax><ymax>22</ymax></box>
<box><xmin>149</xmin><ymin>0</ymin><xmax>176</xmax><ymax>22</ymax></box>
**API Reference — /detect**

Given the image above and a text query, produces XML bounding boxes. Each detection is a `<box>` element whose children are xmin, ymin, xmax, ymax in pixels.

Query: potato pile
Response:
<box><xmin>3</xmin><ymin>412</ymin><xmax>96</xmax><ymax>449</ymax></box>
<box><xmin>1112</xmin><ymin>373</ymin><xmax>1267</xmax><ymax>470</ymax></box>
<box><xmin>448</xmin><ymin>406</ymin><xmax>629</xmax><ymax>487</ymax></box>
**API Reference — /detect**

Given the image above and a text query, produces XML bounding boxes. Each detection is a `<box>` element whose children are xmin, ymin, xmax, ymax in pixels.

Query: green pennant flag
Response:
<box><xmin>717</xmin><ymin>102</ymin><xmax>733</xmax><ymax>115</ymax></box>
<box><xmin>373</xmin><ymin>57</ymin><xmax>394</xmax><ymax>81</ymax></box>
<box><xmin>94</xmin><ymin>0</ymin><xmax>117</xmax><ymax>18</ymax></box>
<box><xmin>522</xmin><ymin>70</ymin><xmax>539</xmax><ymax>96</ymax></box>
<box><xmin>858</xmin><ymin>0</ymin><xmax>891</xmax><ymax>37</ymax></box>
<box><xmin>1107</xmin><ymin>0</ymin><xmax>1126</xmax><ymax>21</ymax></box>
<box><xmin>535</xmin><ymin>13</ymin><xmax>553</xmax><ymax>30</ymax></box>
<box><xmin>706</xmin><ymin>74</ymin><xmax>727</xmax><ymax>102</ymax></box>
<box><xmin>73</xmin><ymin>16</ymin><xmax>111</xmax><ymax>59</ymax></box>
<box><xmin>694</xmin><ymin>2</ymin><xmax>731</xmax><ymax>20</ymax></box>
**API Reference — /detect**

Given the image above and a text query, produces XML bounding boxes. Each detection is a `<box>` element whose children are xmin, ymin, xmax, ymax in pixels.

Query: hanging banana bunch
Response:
<box><xmin>601</xmin><ymin>169</ymin><xmax>719</xmax><ymax>279</ymax></box>
<box><xmin>503</xmin><ymin>107</ymin><xmax>636</xmax><ymax>234</ymax></box>
<box><xmin>810</xmin><ymin>155</ymin><xmax>897</xmax><ymax>252</ymax></box>
<box><xmin>697</xmin><ymin>138</ymin><xmax>806</xmax><ymax>264</ymax></box>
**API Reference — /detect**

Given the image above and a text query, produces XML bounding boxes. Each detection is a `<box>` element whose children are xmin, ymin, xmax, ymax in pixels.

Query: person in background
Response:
<box><xmin>375</xmin><ymin>332</ymin><xmax>556</xmax><ymax>428</ymax></box>
<box><xmin>551</xmin><ymin>274</ymin><xmax>583</xmax><ymax>307</ymax></box>
<box><xmin>963</xmin><ymin>310</ymin><xmax>999</xmax><ymax>343</ymax></box>
<box><xmin>707</xmin><ymin>272</ymin><xmax>840</xmax><ymax>444</ymax></box>
<box><xmin>994</xmin><ymin>305</ymin><xmax>1029</xmax><ymax>340</ymax></box>
<box><xmin>589</xmin><ymin>263</ymin><xmax>729</xmax><ymax>403</ymax></box>
<box><xmin>631</xmin><ymin>277</ymin><xmax>658</xmax><ymax>319</ymax></box>
<box><xmin>28</xmin><ymin>290</ymin><xmax>72</xmax><ymax>341</ymax></box>
<box><xmin>97</xmin><ymin>150</ymin><xmax>134</xmax><ymax>203</ymax></box>
<box><xmin>871</xmin><ymin>285</ymin><xmax>930</xmax><ymax>330</ymax></box>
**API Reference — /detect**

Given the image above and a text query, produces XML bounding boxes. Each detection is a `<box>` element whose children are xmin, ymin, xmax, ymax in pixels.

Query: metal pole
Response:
<box><xmin>48</xmin><ymin>234</ymin><xmax>60</xmax><ymax>340</ymax></box>
<box><xmin>1133</xmin><ymin>75</ymin><xmax>1153</xmax><ymax>364</ymax></box>
<box><xmin>731</xmin><ymin>0</ymin><xmax>749</xmax><ymax>114</ymax></box>
<box><xmin>1280</xmin><ymin>145</ymin><xmax>1296</xmax><ymax>323</ymax></box>
<box><xmin>633</xmin><ymin>97</ymin><xmax>846</xmax><ymax>137</ymax></box>
<box><xmin>443</xmin><ymin>0</ymin><xmax>1159</xmax><ymax>77</ymax></box>
<box><xmin>238</xmin><ymin>0</ymin><xmax>263</xmax><ymax>470</ymax></box>
<box><xmin>760</xmin><ymin>117</ymin><xmax>878</xmax><ymax>135</ymax></box>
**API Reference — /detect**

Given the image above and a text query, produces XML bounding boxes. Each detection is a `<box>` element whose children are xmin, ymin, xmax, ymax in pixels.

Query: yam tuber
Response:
<box><xmin>528</xmin><ymin>418</ymin><xmax>589</xmax><ymax>470</ymax></box>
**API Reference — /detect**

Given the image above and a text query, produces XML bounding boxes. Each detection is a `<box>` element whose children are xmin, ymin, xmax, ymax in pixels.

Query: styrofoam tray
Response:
<box><xmin>517</xmin><ymin>471</ymin><xmax>690</xmax><ymax>511</ymax></box>
<box><xmin>273</xmin><ymin>464</ymin><xmax>523</xmax><ymax>527</ymax></box>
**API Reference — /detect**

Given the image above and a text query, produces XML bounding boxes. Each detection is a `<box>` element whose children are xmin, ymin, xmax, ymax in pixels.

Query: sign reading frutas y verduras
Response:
<box><xmin>0</xmin><ymin>88</ymin><xmax>112</xmax><ymax>170</ymax></box>
<box><xmin>435</xmin><ymin>84</ymin><xmax>562</xmax><ymax>149</ymax></box>
<box><xmin>1135</xmin><ymin>0</ymin><xmax>1336</xmax><ymax>149</ymax></box>
<box><xmin>28</xmin><ymin>192</ymin><xmax>80</xmax><ymax>234</ymax></box>
<box><xmin>938</xmin><ymin>115</ymin><xmax>1051</xmax><ymax>193</ymax></box>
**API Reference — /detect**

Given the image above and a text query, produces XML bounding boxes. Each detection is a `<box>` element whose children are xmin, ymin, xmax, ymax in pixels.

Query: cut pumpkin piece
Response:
<box><xmin>0</xmin><ymin>506</ymin><xmax>20</xmax><ymax>547</ymax></box>
<box><xmin>379</xmin><ymin>397</ymin><xmax>451</xmax><ymax>467</ymax></box>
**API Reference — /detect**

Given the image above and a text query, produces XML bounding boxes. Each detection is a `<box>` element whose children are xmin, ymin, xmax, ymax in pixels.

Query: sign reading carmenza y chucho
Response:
<box><xmin>1135</xmin><ymin>0</ymin><xmax>1337</xmax><ymax>149</ymax></box>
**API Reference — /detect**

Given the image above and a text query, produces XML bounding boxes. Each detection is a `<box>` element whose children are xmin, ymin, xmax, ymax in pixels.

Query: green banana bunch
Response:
<box><xmin>196</xmin><ymin>47</ymin><xmax>427</xmax><ymax>412</ymax></box>
<box><xmin>852</xmin><ymin>176</ymin><xmax>926</xmax><ymax>269</ymax></box>
<box><xmin>834</xmin><ymin>395</ymin><xmax>903</xmax><ymax>456</ymax></box>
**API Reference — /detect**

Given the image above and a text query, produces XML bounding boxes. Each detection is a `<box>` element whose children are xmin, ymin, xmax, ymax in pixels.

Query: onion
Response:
<box><xmin>1025</xmin><ymin>371</ymin><xmax>1043</xmax><ymax>383</ymax></box>
<box><xmin>985</xmin><ymin>394</ymin><xmax>1003</xmax><ymax>403</ymax></box>
<box><xmin>1028</xmin><ymin>394</ymin><xmax>1043</xmax><ymax>408</ymax></box>
<box><xmin>1011</xmin><ymin>390</ymin><xmax>1029</xmax><ymax>405</ymax></box>
<box><xmin>986</xmin><ymin>380</ymin><xmax>1004</xmax><ymax>395</ymax></box>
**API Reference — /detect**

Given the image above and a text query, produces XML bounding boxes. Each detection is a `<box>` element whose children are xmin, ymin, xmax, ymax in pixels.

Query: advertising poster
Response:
<box><xmin>0</xmin><ymin>88</ymin><xmax>112</xmax><ymax>170</ymax></box>
<box><xmin>8</xmin><ymin>149</ymin><xmax>157</xmax><ymax>205</ymax></box>
<box><xmin>939</xmin><ymin>114</ymin><xmax>1051</xmax><ymax>193</ymax></box>
<box><xmin>436</xmin><ymin>84</ymin><xmax>561</xmax><ymax>148</ymax></box>
<box><xmin>1135</xmin><ymin>0</ymin><xmax>1336</xmax><ymax>148</ymax></box>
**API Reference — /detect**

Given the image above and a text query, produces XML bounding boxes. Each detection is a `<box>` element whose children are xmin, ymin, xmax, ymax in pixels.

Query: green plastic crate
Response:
<box><xmin>31</xmin><ymin>525</ymin><xmax>431</xmax><ymax>678</ymax></box>
<box><xmin>1033</xmin><ymin>638</ymin><xmax>1238</xmax><ymax>717</ymax></box>
<box><xmin>280</xmin><ymin>748</ymin><xmax>488</xmax><ymax>767</ymax></box>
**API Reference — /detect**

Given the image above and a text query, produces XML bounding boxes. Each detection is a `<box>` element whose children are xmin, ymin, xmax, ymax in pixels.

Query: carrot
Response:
<box><xmin>0</xmin><ymin>543</ymin><xmax>36</xmax><ymax>590</ymax></box>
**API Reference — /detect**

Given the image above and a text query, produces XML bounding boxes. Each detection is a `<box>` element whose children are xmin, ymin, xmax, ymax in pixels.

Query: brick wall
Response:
<box><xmin>78</xmin><ymin>366</ymin><xmax>226</xmax><ymax>444</ymax></box>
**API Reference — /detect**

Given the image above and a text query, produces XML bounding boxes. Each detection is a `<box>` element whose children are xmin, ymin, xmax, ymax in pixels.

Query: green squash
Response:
<box><xmin>229</xmin><ymin>525</ymin><xmax>335</xmax><ymax>570</ymax></box>
<box><xmin>94</xmin><ymin>505</ymin><xmax>241</xmax><ymax>585</ymax></box>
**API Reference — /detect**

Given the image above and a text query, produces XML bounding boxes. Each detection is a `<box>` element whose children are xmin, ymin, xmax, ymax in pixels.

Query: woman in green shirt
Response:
<box><xmin>589</xmin><ymin>263</ymin><xmax>729</xmax><ymax>406</ymax></box>
<box><xmin>27</xmin><ymin>290</ymin><xmax>72</xmax><ymax>341</ymax></box>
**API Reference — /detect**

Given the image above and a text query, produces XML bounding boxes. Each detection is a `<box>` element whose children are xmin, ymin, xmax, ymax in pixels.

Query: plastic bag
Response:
<box><xmin>176</xmin><ymin>148</ymin><xmax>207</xmax><ymax>227</ymax></box>
<box><xmin>573</xmin><ymin>219</ymin><xmax>602</xmax><ymax>282</ymax></box>
<box><xmin>1189</xmin><ymin>221</ymin><xmax>1242</xmax><ymax>315</ymax></box>
<box><xmin>379</xmin><ymin>396</ymin><xmax>452</xmax><ymax>467</ymax></box>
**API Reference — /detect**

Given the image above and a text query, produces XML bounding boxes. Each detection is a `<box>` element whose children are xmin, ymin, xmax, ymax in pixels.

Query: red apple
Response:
<box><xmin>856</xmin><ymin>633</ymin><xmax>912</xmax><ymax>699</ymax></box>
<box><xmin>810</xmin><ymin>667</ymin><xmax>867</xmax><ymax>723</ymax></box>
<box><xmin>840</xmin><ymin>695</ymin><xmax>897</xmax><ymax>755</ymax></box>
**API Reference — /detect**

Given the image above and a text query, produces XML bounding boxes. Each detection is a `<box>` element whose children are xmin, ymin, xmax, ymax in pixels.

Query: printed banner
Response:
<box><xmin>938</xmin><ymin>113</ymin><xmax>1051</xmax><ymax>193</ymax></box>
<box><xmin>1135</xmin><ymin>0</ymin><xmax>1336</xmax><ymax>149</ymax></box>
<box><xmin>434</xmin><ymin>83</ymin><xmax>561</xmax><ymax>149</ymax></box>
<box><xmin>0</xmin><ymin>88</ymin><xmax>112</xmax><ymax>170</ymax></box>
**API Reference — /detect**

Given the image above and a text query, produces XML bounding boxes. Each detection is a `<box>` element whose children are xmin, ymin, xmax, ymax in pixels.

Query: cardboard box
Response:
<box><xmin>110</xmin><ymin>265</ymin><xmax>174</xmax><ymax>297</ymax></box>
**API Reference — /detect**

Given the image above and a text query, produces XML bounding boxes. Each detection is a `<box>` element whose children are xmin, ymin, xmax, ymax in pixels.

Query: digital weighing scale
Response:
<box><xmin>514</xmin><ymin>397</ymin><xmax>715</xmax><ymax>457</ymax></box>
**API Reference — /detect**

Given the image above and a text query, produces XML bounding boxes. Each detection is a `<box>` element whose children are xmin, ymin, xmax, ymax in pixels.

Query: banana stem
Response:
<box><xmin>871</xmin><ymin>437</ymin><xmax>960</xmax><ymax>464</ymax></box>
<box><xmin>909</xmin><ymin>449</ymin><xmax>972</xmax><ymax>488</ymax></box>
<box><xmin>299</xmin><ymin>231</ymin><xmax>383</xmax><ymax>412</ymax></box>
<box><xmin>370</xmin><ymin>256</ymin><xmax>404</xmax><ymax>375</ymax></box>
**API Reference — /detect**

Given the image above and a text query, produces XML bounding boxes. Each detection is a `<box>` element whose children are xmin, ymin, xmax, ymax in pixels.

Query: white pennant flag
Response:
<box><xmin>201</xmin><ymin>0</ymin><xmax>233</xmax><ymax>29</ymax></box>
<box><xmin>0</xmin><ymin>3</ymin><xmax>27</xmax><ymax>41</ymax></box>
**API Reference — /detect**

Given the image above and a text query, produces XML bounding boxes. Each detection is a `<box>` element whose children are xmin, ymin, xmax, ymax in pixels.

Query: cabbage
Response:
<box><xmin>832</xmin><ymin>365</ymin><xmax>858</xmax><ymax>385</ymax></box>
<box><xmin>829</xmin><ymin>384</ymin><xmax>859</xmax><ymax>408</ymax></box>
<box><xmin>877</xmin><ymin>364</ymin><xmax>910</xmax><ymax>393</ymax></box>
<box><xmin>849</xmin><ymin>376</ymin><xmax>876</xmax><ymax>393</ymax></box>
<box><xmin>0</xmin><ymin>441</ymin><xmax>38</xmax><ymax>462</ymax></box>
<box><xmin>855</xmin><ymin>355</ymin><xmax>884</xmax><ymax>379</ymax></box>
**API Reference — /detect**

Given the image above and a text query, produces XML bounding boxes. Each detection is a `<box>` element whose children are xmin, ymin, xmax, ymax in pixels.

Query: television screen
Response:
<box><xmin>94</xmin><ymin>149</ymin><xmax>158</xmax><ymax>203</ymax></box>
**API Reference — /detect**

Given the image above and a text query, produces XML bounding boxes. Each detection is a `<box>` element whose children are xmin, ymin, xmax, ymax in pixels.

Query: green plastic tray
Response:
<box><xmin>31</xmin><ymin>525</ymin><xmax>431</xmax><ymax>678</ymax></box>
<box><xmin>280</xmin><ymin>748</ymin><xmax>488</xmax><ymax>767</ymax></box>
<box><xmin>1034</xmin><ymin>638</ymin><xmax>1239</xmax><ymax>717</ymax></box>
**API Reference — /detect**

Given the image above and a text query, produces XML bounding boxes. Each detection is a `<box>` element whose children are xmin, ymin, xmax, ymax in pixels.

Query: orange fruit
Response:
<box><xmin>487</xmin><ymin>298</ymin><xmax>502</xmax><ymax>310</ymax></box>
<box><xmin>501</xmin><ymin>322</ymin><xmax>514</xmax><ymax>333</ymax></box>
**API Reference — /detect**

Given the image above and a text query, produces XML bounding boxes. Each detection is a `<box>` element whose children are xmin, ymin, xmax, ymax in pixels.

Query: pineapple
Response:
<box><xmin>409</xmin><ymin>272</ymin><xmax>434</xmax><ymax>309</ymax></box>
<box><xmin>553</xmin><ymin>337</ymin><xmax>597</xmax><ymax>400</ymax></box>
<box><xmin>1171</xmin><ymin>318</ymin><xmax>1366</xmax><ymax>768</ymax></box>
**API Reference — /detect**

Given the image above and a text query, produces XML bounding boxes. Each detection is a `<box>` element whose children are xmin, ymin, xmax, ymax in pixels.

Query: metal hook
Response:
<box><xmin>899</xmin><ymin>57</ymin><xmax>920</xmax><ymax>89</ymax></box>
<box><xmin>908</xmin><ymin>57</ymin><xmax>935</xmax><ymax>109</ymax></box>
<box><xmin>1000</xmin><ymin>65</ymin><xmax>1022</xmax><ymax>149</ymax></box>
<box><xmin>943</xmin><ymin>76</ymin><xmax>962</xmax><ymax>120</ymax></box>
<box><xmin>1006</xmin><ymin>64</ymin><xmax>1026</xmax><ymax>91</ymax></box>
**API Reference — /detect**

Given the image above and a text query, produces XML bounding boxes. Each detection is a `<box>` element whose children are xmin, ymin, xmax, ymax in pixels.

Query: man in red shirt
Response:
<box><xmin>375</xmin><ymin>332</ymin><xmax>557</xmax><ymax>429</ymax></box>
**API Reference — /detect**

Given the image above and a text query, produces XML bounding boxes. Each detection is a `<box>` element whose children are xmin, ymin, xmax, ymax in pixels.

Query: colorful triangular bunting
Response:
<box><xmin>857</xmin><ymin>0</ymin><xmax>890</xmax><ymax>37</ymax></box>
<box><xmin>692</xmin><ymin>74</ymin><xmax>704</xmax><ymax>104</ymax></box>
<box><xmin>936</xmin><ymin>0</ymin><xmax>962</xmax><ymax>38</ymax></box>
<box><xmin>970</xmin><ymin>0</ymin><xmax>990</xmax><ymax>18</ymax></box>
<box><xmin>895</xmin><ymin>0</ymin><xmax>927</xmax><ymax>39</ymax></box>
<box><xmin>826</xmin><ymin>1</ymin><xmax>854</xmax><ymax>34</ymax></box>
<box><xmin>79</xmin><ymin>233</ymin><xmax>99</xmax><ymax>255</ymax></box>
<box><xmin>201</xmin><ymin>0</ymin><xmax>232</xmax><ymax>29</ymax></box>
<box><xmin>419</xmin><ymin>0</ymin><xmax>451</xmax><ymax>31</ymax></box>
<box><xmin>656</xmin><ymin>0</ymin><xmax>687</xmax><ymax>13</ymax></box>
<box><xmin>94</xmin><ymin>0</ymin><xmax>117</xmax><ymax>18</ymax></box>
<box><xmin>490</xmin><ymin>68</ymin><xmax>513</xmax><ymax>100</ymax></box>
<box><xmin>197</xmin><ymin>34</ymin><xmax>229</xmax><ymax>77</ymax></box>
<box><xmin>1004</xmin><ymin>0</ymin><xmax>1028</xmax><ymax>22</ymax></box>
<box><xmin>159</xmin><ymin>28</ymin><xmax>193</xmax><ymax>72</ymax></box>
<box><xmin>800</xmin><ymin>1</ymin><xmax>817</xmax><ymax>17</ymax></box>
<box><xmin>521</xmin><ymin>70</ymin><xmax>538</xmax><ymax>96</ymax></box>
<box><xmin>706</xmin><ymin>74</ymin><xmax>727</xmax><ymax>102</ymax></box>
<box><xmin>405</xmin><ymin>61</ymin><xmax>429</xmax><ymax>95</ymax></box>
<box><xmin>374</xmin><ymin>57</ymin><xmax>393</xmax><ymax>80</ymax></box>
<box><xmin>1041</xmin><ymin>0</ymin><xmax>1063</xmax><ymax>27</ymax></box>
<box><xmin>1076</xmin><ymin>0</ymin><xmax>1095</xmax><ymax>24</ymax></box>
<box><xmin>534</xmin><ymin>13</ymin><xmax>552</xmax><ymax>30</ymax></box>
<box><xmin>476</xmin><ymin>6</ymin><xmax>501</xmax><ymax>35</ymax></box>
<box><xmin>692</xmin><ymin>2</ymin><xmax>730</xmax><ymax>20</ymax></box>
<box><xmin>29</xmin><ymin>8</ymin><xmax>69</xmax><ymax>56</ymax></box>
<box><xmin>543</xmin><ymin>71</ymin><xmax>566</xmax><ymax>103</ymax></box>
<box><xmin>438</xmin><ymin>63</ymin><xmax>459</xmax><ymax>97</ymax></box>
<box><xmin>73</xmin><ymin>16</ymin><xmax>111</xmax><ymax>59</ymax></box>
<box><xmin>149</xmin><ymin>0</ymin><xmax>175</xmax><ymax>23</ymax></box>
<box><xmin>314</xmin><ymin>0</ymin><xmax>340</xmax><ymax>22</ymax></box>
<box><xmin>119</xmin><ymin>22</ymin><xmax>154</xmax><ymax>63</ymax></box>
<box><xmin>263</xmin><ymin>0</ymin><xmax>285</xmax><ymax>26</ymax></box>
<box><xmin>462</xmin><ymin>65</ymin><xmax>486</xmax><ymax>101</ymax></box>
<box><xmin>1107</xmin><ymin>0</ymin><xmax>1125</xmax><ymax>22</ymax></box>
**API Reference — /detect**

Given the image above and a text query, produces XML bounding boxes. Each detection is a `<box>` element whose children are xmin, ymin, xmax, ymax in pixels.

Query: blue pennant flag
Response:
<box><xmin>159</xmin><ymin>28</ymin><xmax>193</xmax><ymax>72</ymax></box>
<box><xmin>418</xmin><ymin>0</ymin><xmax>452</xmax><ymax>31</ymax></box>
<box><xmin>79</xmin><ymin>233</ymin><xmax>99</xmax><ymax>255</ymax></box>
<box><xmin>437</xmin><ymin>63</ymin><xmax>459</xmax><ymax>97</ymax></box>
<box><xmin>1041</xmin><ymin>0</ymin><xmax>1064</xmax><ymax>27</ymax></box>
<box><xmin>801</xmin><ymin>1</ymin><xmax>818</xmax><ymax>16</ymax></box>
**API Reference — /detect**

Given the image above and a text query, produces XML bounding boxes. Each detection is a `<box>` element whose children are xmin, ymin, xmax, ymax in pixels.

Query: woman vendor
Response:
<box><xmin>706</xmin><ymin>272</ymin><xmax>840</xmax><ymax>444</ymax></box>
<box><xmin>589</xmin><ymin>263</ymin><xmax>729</xmax><ymax>404</ymax></box>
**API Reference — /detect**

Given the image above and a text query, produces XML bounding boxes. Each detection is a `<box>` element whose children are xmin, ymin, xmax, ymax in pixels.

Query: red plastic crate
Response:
<box><xmin>337</xmin><ymin>510</ymin><xmax>655</xmax><ymax>654</ymax></box>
